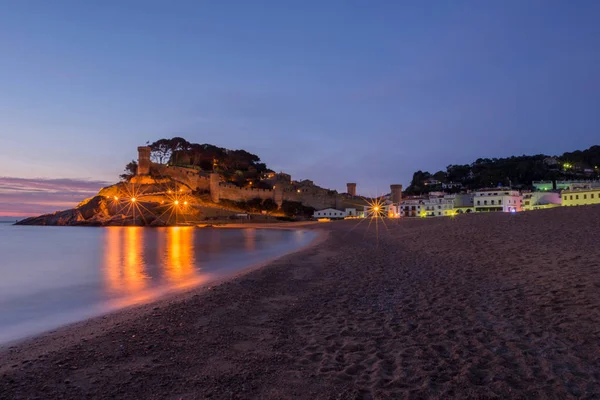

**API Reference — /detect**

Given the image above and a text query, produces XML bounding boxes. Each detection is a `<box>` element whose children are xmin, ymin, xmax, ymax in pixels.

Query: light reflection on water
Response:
<box><xmin>0</xmin><ymin>226</ymin><xmax>315</xmax><ymax>344</ymax></box>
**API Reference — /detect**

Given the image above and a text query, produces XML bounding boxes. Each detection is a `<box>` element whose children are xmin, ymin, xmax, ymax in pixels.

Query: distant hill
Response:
<box><xmin>405</xmin><ymin>145</ymin><xmax>600</xmax><ymax>194</ymax></box>
<box><xmin>0</xmin><ymin>217</ymin><xmax>26</xmax><ymax>223</ymax></box>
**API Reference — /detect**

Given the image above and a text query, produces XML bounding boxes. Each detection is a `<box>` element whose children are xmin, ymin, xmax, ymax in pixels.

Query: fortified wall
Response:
<box><xmin>132</xmin><ymin>146</ymin><xmax>367</xmax><ymax>211</ymax></box>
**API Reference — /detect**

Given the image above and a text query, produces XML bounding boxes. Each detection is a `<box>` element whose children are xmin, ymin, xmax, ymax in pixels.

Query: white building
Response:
<box><xmin>473</xmin><ymin>189</ymin><xmax>522</xmax><ymax>212</ymax></box>
<box><xmin>313</xmin><ymin>208</ymin><xmax>357</xmax><ymax>219</ymax></box>
<box><xmin>522</xmin><ymin>191</ymin><xmax>562</xmax><ymax>211</ymax></box>
<box><xmin>400</xmin><ymin>195</ymin><xmax>455</xmax><ymax>217</ymax></box>
<box><xmin>421</xmin><ymin>196</ymin><xmax>454</xmax><ymax>217</ymax></box>
<box><xmin>399</xmin><ymin>197</ymin><xmax>425</xmax><ymax>217</ymax></box>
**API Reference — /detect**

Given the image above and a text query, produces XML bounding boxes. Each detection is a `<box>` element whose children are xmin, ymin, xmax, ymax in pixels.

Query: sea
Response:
<box><xmin>0</xmin><ymin>224</ymin><xmax>315</xmax><ymax>344</ymax></box>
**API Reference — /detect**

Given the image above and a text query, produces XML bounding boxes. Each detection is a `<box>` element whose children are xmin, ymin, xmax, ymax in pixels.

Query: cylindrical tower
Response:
<box><xmin>137</xmin><ymin>146</ymin><xmax>151</xmax><ymax>176</ymax></box>
<box><xmin>390</xmin><ymin>184</ymin><xmax>403</xmax><ymax>203</ymax></box>
<box><xmin>209</xmin><ymin>173</ymin><xmax>221</xmax><ymax>203</ymax></box>
<box><xmin>347</xmin><ymin>183</ymin><xmax>357</xmax><ymax>196</ymax></box>
<box><xmin>274</xmin><ymin>186</ymin><xmax>284</xmax><ymax>208</ymax></box>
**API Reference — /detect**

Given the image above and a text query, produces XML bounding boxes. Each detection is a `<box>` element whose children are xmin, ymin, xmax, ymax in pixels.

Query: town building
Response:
<box><xmin>400</xmin><ymin>195</ymin><xmax>455</xmax><ymax>217</ymax></box>
<box><xmin>522</xmin><ymin>191</ymin><xmax>562</xmax><ymax>211</ymax></box>
<box><xmin>473</xmin><ymin>189</ymin><xmax>522</xmax><ymax>212</ymax></box>
<box><xmin>313</xmin><ymin>208</ymin><xmax>358</xmax><ymax>219</ymax></box>
<box><xmin>399</xmin><ymin>197</ymin><xmax>425</xmax><ymax>217</ymax></box>
<box><xmin>561</xmin><ymin>186</ymin><xmax>600</xmax><ymax>207</ymax></box>
<box><xmin>532</xmin><ymin>180</ymin><xmax>600</xmax><ymax>191</ymax></box>
<box><xmin>421</xmin><ymin>196</ymin><xmax>454</xmax><ymax>217</ymax></box>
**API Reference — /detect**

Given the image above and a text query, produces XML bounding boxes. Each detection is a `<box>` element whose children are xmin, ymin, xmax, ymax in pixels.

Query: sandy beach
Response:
<box><xmin>2</xmin><ymin>206</ymin><xmax>600</xmax><ymax>399</ymax></box>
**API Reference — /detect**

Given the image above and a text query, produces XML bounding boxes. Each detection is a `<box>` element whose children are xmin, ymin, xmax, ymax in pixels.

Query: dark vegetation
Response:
<box><xmin>215</xmin><ymin>199</ymin><xmax>313</xmax><ymax>218</ymax></box>
<box><xmin>121</xmin><ymin>137</ymin><xmax>272</xmax><ymax>185</ymax></box>
<box><xmin>218</xmin><ymin>198</ymin><xmax>279</xmax><ymax>214</ymax></box>
<box><xmin>405</xmin><ymin>145</ymin><xmax>600</xmax><ymax>195</ymax></box>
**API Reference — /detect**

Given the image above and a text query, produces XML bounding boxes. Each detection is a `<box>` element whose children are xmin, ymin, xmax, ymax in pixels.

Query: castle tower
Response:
<box><xmin>137</xmin><ymin>146</ymin><xmax>151</xmax><ymax>176</ymax></box>
<box><xmin>274</xmin><ymin>186</ymin><xmax>284</xmax><ymax>208</ymax></box>
<box><xmin>390</xmin><ymin>184</ymin><xmax>403</xmax><ymax>203</ymax></box>
<box><xmin>209</xmin><ymin>173</ymin><xmax>221</xmax><ymax>203</ymax></box>
<box><xmin>347</xmin><ymin>183</ymin><xmax>357</xmax><ymax>196</ymax></box>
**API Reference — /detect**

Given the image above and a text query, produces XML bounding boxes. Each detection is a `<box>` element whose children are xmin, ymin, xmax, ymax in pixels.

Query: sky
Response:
<box><xmin>1</xmin><ymin>0</ymin><xmax>599</xmax><ymax>216</ymax></box>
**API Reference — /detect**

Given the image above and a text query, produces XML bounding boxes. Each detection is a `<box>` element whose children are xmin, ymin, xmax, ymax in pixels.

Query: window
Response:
<box><xmin>576</xmin><ymin>195</ymin><xmax>579</xmax><ymax>200</ymax></box>
<box><xmin>584</xmin><ymin>194</ymin><xmax>587</xmax><ymax>200</ymax></box>
<box><xmin>491</xmin><ymin>200</ymin><xmax>495</xmax><ymax>205</ymax></box>
<box><xmin>499</xmin><ymin>199</ymin><xmax>502</xmax><ymax>205</ymax></box>
<box><xmin>477</xmin><ymin>200</ymin><xmax>481</xmax><ymax>205</ymax></box>
<box><xmin>438</xmin><ymin>212</ymin><xmax>441</xmax><ymax>215</ymax></box>
<box><xmin>438</xmin><ymin>205</ymin><xmax>441</xmax><ymax>209</ymax></box>
<box><xmin>570</xmin><ymin>195</ymin><xmax>573</xmax><ymax>200</ymax></box>
<box><xmin>592</xmin><ymin>194</ymin><xmax>595</xmax><ymax>199</ymax></box>
<box><xmin>564</xmin><ymin>196</ymin><xmax>567</xmax><ymax>200</ymax></box>
<box><xmin>484</xmin><ymin>200</ymin><xmax>488</xmax><ymax>205</ymax></box>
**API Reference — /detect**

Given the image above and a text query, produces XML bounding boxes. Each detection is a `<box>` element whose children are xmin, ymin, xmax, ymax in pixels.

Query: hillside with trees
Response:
<box><xmin>120</xmin><ymin>137</ymin><xmax>272</xmax><ymax>186</ymax></box>
<box><xmin>405</xmin><ymin>145</ymin><xmax>600</xmax><ymax>195</ymax></box>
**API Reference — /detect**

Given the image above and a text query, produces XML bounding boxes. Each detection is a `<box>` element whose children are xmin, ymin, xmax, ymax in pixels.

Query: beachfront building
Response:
<box><xmin>473</xmin><ymin>189</ymin><xmax>523</xmax><ymax>212</ymax></box>
<box><xmin>445</xmin><ymin>193</ymin><xmax>475</xmax><ymax>214</ymax></box>
<box><xmin>400</xmin><ymin>195</ymin><xmax>456</xmax><ymax>217</ymax></box>
<box><xmin>313</xmin><ymin>208</ymin><xmax>358</xmax><ymax>219</ymax></box>
<box><xmin>522</xmin><ymin>191</ymin><xmax>562</xmax><ymax>211</ymax></box>
<box><xmin>399</xmin><ymin>197</ymin><xmax>425</xmax><ymax>217</ymax></box>
<box><xmin>422</xmin><ymin>196</ymin><xmax>455</xmax><ymax>217</ymax></box>
<box><xmin>561</xmin><ymin>185</ymin><xmax>600</xmax><ymax>207</ymax></box>
<box><xmin>532</xmin><ymin>180</ymin><xmax>600</xmax><ymax>191</ymax></box>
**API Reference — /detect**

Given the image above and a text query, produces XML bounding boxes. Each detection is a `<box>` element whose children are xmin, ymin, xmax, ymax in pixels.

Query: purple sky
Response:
<box><xmin>1</xmin><ymin>1</ymin><xmax>599</xmax><ymax>216</ymax></box>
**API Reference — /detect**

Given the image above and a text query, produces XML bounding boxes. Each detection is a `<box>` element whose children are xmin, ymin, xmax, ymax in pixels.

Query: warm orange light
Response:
<box><xmin>174</xmin><ymin>200</ymin><xmax>179</xmax><ymax>205</ymax></box>
<box><xmin>183</xmin><ymin>201</ymin><xmax>188</xmax><ymax>205</ymax></box>
<box><xmin>131</xmin><ymin>197</ymin><xmax>136</xmax><ymax>202</ymax></box>
<box><xmin>168</xmin><ymin>190</ymin><xmax>172</xmax><ymax>193</ymax></box>
<box><xmin>373</xmin><ymin>206</ymin><xmax>380</xmax><ymax>212</ymax></box>
<box><xmin>114</xmin><ymin>196</ymin><xmax>119</xmax><ymax>201</ymax></box>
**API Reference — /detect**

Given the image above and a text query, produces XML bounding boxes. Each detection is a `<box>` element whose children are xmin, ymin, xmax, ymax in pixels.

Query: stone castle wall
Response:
<box><xmin>153</xmin><ymin>165</ymin><xmax>210</xmax><ymax>191</ymax></box>
<box><xmin>219</xmin><ymin>183</ymin><xmax>274</xmax><ymax>202</ymax></box>
<box><xmin>134</xmin><ymin>148</ymin><xmax>363</xmax><ymax>211</ymax></box>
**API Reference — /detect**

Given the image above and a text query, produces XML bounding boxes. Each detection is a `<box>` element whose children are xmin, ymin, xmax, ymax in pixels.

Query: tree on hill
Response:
<box><xmin>135</xmin><ymin>137</ymin><xmax>270</xmax><ymax>186</ymax></box>
<box><xmin>404</xmin><ymin>145</ymin><xmax>600</xmax><ymax>194</ymax></box>
<box><xmin>119</xmin><ymin>160</ymin><xmax>138</xmax><ymax>181</ymax></box>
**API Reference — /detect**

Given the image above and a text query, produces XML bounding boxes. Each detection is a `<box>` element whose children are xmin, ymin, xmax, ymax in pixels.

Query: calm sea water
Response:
<box><xmin>0</xmin><ymin>224</ymin><xmax>315</xmax><ymax>344</ymax></box>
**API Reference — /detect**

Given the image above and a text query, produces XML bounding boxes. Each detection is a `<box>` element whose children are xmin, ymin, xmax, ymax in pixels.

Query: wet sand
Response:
<box><xmin>2</xmin><ymin>206</ymin><xmax>600</xmax><ymax>399</ymax></box>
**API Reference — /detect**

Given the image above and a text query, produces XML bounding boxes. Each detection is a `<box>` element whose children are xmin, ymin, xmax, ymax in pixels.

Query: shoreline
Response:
<box><xmin>0</xmin><ymin>226</ymin><xmax>328</xmax><ymax>356</ymax></box>
<box><xmin>2</xmin><ymin>206</ymin><xmax>600</xmax><ymax>398</ymax></box>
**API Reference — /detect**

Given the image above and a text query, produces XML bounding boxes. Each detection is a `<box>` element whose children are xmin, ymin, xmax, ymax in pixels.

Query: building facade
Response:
<box><xmin>473</xmin><ymin>189</ymin><xmax>522</xmax><ymax>212</ymax></box>
<box><xmin>561</xmin><ymin>187</ymin><xmax>600</xmax><ymax>207</ymax></box>
<box><xmin>313</xmin><ymin>208</ymin><xmax>358</xmax><ymax>219</ymax></box>
<box><xmin>522</xmin><ymin>191</ymin><xmax>562</xmax><ymax>211</ymax></box>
